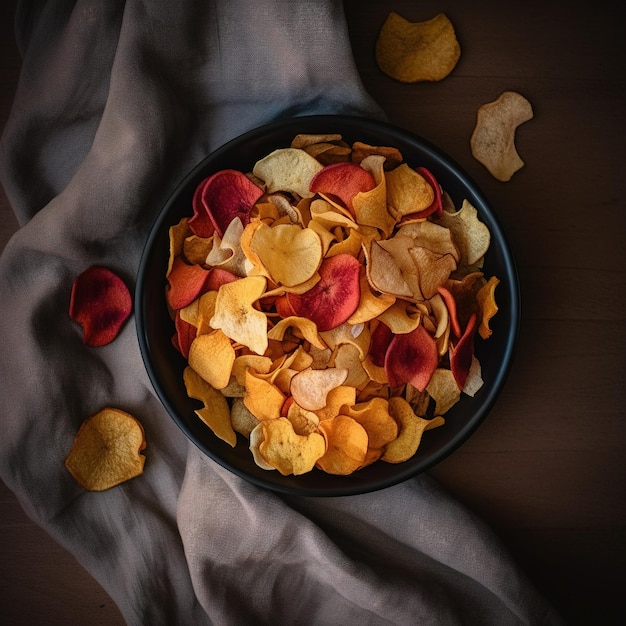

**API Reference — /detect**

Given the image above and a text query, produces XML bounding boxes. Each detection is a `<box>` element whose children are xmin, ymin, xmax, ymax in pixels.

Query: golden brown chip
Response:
<box><xmin>382</xmin><ymin>397</ymin><xmax>444</xmax><ymax>463</ymax></box>
<box><xmin>351</xmin><ymin>141</ymin><xmax>403</xmax><ymax>169</ymax></box>
<box><xmin>65</xmin><ymin>407</ymin><xmax>146</xmax><ymax>491</ymax></box>
<box><xmin>259</xmin><ymin>417</ymin><xmax>326</xmax><ymax>475</ymax></box>
<box><xmin>470</xmin><ymin>91</ymin><xmax>534</xmax><ymax>181</ymax></box>
<box><xmin>316</xmin><ymin>414</ymin><xmax>368</xmax><ymax>475</ymax></box>
<box><xmin>342</xmin><ymin>397</ymin><xmax>399</xmax><ymax>449</ymax></box>
<box><xmin>375</xmin><ymin>12</ymin><xmax>461</xmax><ymax>83</ymax></box>
<box><xmin>475</xmin><ymin>275</ymin><xmax>500</xmax><ymax>339</ymax></box>
<box><xmin>184</xmin><ymin>366</ymin><xmax>237</xmax><ymax>447</ymax></box>
<box><xmin>209</xmin><ymin>276</ymin><xmax>268</xmax><ymax>355</ymax></box>
<box><xmin>188</xmin><ymin>329</ymin><xmax>236</xmax><ymax>390</ymax></box>
<box><xmin>426</xmin><ymin>368</ymin><xmax>461</xmax><ymax>414</ymax></box>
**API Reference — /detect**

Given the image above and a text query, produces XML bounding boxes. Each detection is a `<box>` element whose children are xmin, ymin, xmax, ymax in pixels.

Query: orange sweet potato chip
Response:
<box><xmin>65</xmin><ymin>407</ymin><xmax>146</xmax><ymax>491</ymax></box>
<box><xmin>375</xmin><ymin>12</ymin><xmax>461</xmax><ymax>83</ymax></box>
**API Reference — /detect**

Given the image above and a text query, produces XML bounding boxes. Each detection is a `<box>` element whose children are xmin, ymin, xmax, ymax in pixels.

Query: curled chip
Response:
<box><xmin>470</xmin><ymin>91</ymin><xmax>534</xmax><ymax>181</ymax></box>
<box><xmin>382</xmin><ymin>397</ymin><xmax>444</xmax><ymax>464</ymax></box>
<box><xmin>69</xmin><ymin>266</ymin><xmax>132</xmax><ymax>347</ymax></box>
<box><xmin>65</xmin><ymin>407</ymin><xmax>146</xmax><ymax>491</ymax></box>
<box><xmin>316</xmin><ymin>414</ymin><xmax>368</xmax><ymax>475</ymax></box>
<box><xmin>258</xmin><ymin>417</ymin><xmax>326</xmax><ymax>476</ymax></box>
<box><xmin>166</xmin><ymin>131</ymin><xmax>502</xmax><ymax>476</ymax></box>
<box><xmin>375</xmin><ymin>12</ymin><xmax>460</xmax><ymax>83</ymax></box>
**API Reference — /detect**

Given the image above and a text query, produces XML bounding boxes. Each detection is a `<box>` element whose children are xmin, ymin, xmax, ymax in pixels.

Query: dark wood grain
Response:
<box><xmin>2</xmin><ymin>1</ymin><xmax>625</xmax><ymax>624</ymax></box>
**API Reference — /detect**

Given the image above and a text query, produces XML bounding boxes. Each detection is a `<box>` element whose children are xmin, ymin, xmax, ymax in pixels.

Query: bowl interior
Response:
<box><xmin>136</xmin><ymin>115</ymin><xmax>520</xmax><ymax>496</ymax></box>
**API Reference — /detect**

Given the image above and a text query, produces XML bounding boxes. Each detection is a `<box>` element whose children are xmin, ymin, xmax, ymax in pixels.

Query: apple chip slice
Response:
<box><xmin>65</xmin><ymin>408</ymin><xmax>146</xmax><ymax>491</ymax></box>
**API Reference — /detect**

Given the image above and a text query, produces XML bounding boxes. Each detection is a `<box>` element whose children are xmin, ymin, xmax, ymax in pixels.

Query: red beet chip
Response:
<box><xmin>69</xmin><ymin>266</ymin><xmax>132</xmax><ymax>347</ymax></box>
<box><xmin>369</xmin><ymin>321</ymin><xmax>393</xmax><ymax>367</ymax></box>
<box><xmin>309</xmin><ymin>162</ymin><xmax>376</xmax><ymax>213</ymax></box>
<box><xmin>384</xmin><ymin>324</ymin><xmax>438</xmax><ymax>391</ymax></box>
<box><xmin>166</xmin><ymin>257</ymin><xmax>212</xmax><ymax>310</ymax></box>
<box><xmin>450</xmin><ymin>313</ymin><xmax>477</xmax><ymax>390</ymax></box>
<box><xmin>172</xmin><ymin>311</ymin><xmax>196</xmax><ymax>358</ymax></box>
<box><xmin>190</xmin><ymin>169</ymin><xmax>263</xmax><ymax>238</ymax></box>
<box><xmin>286</xmin><ymin>253</ymin><xmax>361</xmax><ymax>332</ymax></box>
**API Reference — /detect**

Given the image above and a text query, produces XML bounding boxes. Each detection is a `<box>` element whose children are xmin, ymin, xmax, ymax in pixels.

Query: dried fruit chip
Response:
<box><xmin>382</xmin><ymin>397</ymin><xmax>444</xmax><ymax>463</ymax></box>
<box><xmin>166</xmin><ymin>257</ymin><xmax>211</xmax><ymax>310</ymax></box>
<box><xmin>476</xmin><ymin>276</ymin><xmax>500</xmax><ymax>339</ymax></box>
<box><xmin>375</xmin><ymin>12</ymin><xmax>461</xmax><ymax>83</ymax></box>
<box><xmin>309</xmin><ymin>162</ymin><xmax>376</xmax><ymax>213</ymax></box>
<box><xmin>386</xmin><ymin>163</ymin><xmax>434</xmax><ymax>219</ymax></box>
<box><xmin>384</xmin><ymin>324</ymin><xmax>438</xmax><ymax>391</ymax></box>
<box><xmin>252</xmin><ymin>148</ymin><xmax>324</xmax><ymax>198</ymax></box>
<box><xmin>210</xmin><ymin>276</ymin><xmax>268</xmax><ymax>355</ymax></box>
<box><xmin>426</xmin><ymin>368</ymin><xmax>461</xmax><ymax>414</ymax></box>
<box><xmin>450</xmin><ymin>313</ymin><xmax>478</xmax><ymax>390</ymax></box>
<box><xmin>259</xmin><ymin>417</ymin><xmax>326</xmax><ymax>475</ymax></box>
<box><xmin>436</xmin><ymin>199</ymin><xmax>490</xmax><ymax>266</ymax></box>
<box><xmin>316</xmin><ymin>414</ymin><xmax>368</xmax><ymax>475</ymax></box>
<box><xmin>286</xmin><ymin>253</ymin><xmax>361</xmax><ymax>332</ymax></box>
<box><xmin>184</xmin><ymin>366</ymin><xmax>237</xmax><ymax>446</ymax></box>
<box><xmin>191</xmin><ymin>169</ymin><xmax>264</xmax><ymax>237</ymax></box>
<box><xmin>248</xmin><ymin>222</ymin><xmax>323</xmax><ymax>287</ymax></box>
<box><xmin>342</xmin><ymin>397</ymin><xmax>399</xmax><ymax>449</ymax></box>
<box><xmin>290</xmin><ymin>367</ymin><xmax>349</xmax><ymax>411</ymax></box>
<box><xmin>65</xmin><ymin>407</ymin><xmax>146</xmax><ymax>491</ymax></box>
<box><xmin>188</xmin><ymin>329</ymin><xmax>236</xmax><ymax>390</ymax></box>
<box><xmin>69</xmin><ymin>266</ymin><xmax>132</xmax><ymax>347</ymax></box>
<box><xmin>167</xmin><ymin>132</ymin><xmax>503</xmax><ymax>476</ymax></box>
<box><xmin>243</xmin><ymin>370</ymin><xmax>285</xmax><ymax>421</ymax></box>
<box><xmin>470</xmin><ymin>91</ymin><xmax>534</xmax><ymax>181</ymax></box>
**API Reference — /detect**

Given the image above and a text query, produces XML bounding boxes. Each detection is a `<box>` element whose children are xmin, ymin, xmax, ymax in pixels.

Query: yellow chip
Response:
<box><xmin>342</xmin><ymin>397</ymin><xmax>398</xmax><ymax>449</ymax></box>
<box><xmin>351</xmin><ymin>141</ymin><xmax>403</xmax><ymax>169</ymax></box>
<box><xmin>183</xmin><ymin>234</ymin><xmax>213</xmax><ymax>266</ymax></box>
<box><xmin>65</xmin><ymin>407</ymin><xmax>146</xmax><ymax>491</ymax></box>
<box><xmin>252</xmin><ymin>148</ymin><xmax>324</xmax><ymax>198</ymax></box>
<box><xmin>286</xmin><ymin>402</ymin><xmax>320</xmax><ymax>436</ymax></box>
<box><xmin>188</xmin><ymin>329</ymin><xmax>236</xmax><ymax>390</ymax></box>
<box><xmin>316</xmin><ymin>414</ymin><xmax>368</xmax><ymax>475</ymax></box>
<box><xmin>314</xmin><ymin>384</ymin><xmax>357</xmax><ymax>421</ymax></box>
<box><xmin>436</xmin><ymin>199</ymin><xmax>490</xmax><ymax>267</ymax></box>
<box><xmin>243</xmin><ymin>369</ymin><xmax>285</xmax><ymax>421</ymax></box>
<box><xmin>348</xmin><ymin>275</ymin><xmax>396</xmax><ymax>324</ymax></box>
<box><xmin>375</xmin><ymin>12</ymin><xmax>461</xmax><ymax>83</ymax></box>
<box><xmin>352</xmin><ymin>155</ymin><xmax>396</xmax><ymax>237</ymax></box>
<box><xmin>385</xmin><ymin>163</ymin><xmax>434</xmax><ymax>219</ymax></box>
<box><xmin>210</xmin><ymin>276</ymin><xmax>268</xmax><ymax>355</ymax></box>
<box><xmin>382</xmin><ymin>397</ymin><xmax>444</xmax><ymax>463</ymax></box>
<box><xmin>184</xmin><ymin>366</ymin><xmax>237</xmax><ymax>447</ymax></box>
<box><xmin>168</xmin><ymin>218</ymin><xmax>191</xmax><ymax>276</ymax></box>
<box><xmin>249</xmin><ymin>222</ymin><xmax>323</xmax><ymax>288</ymax></box>
<box><xmin>426</xmin><ymin>368</ymin><xmax>461</xmax><ymax>414</ymax></box>
<box><xmin>476</xmin><ymin>276</ymin><xmax>500</xmax><ymax>339</ymax></box>
<box><xmin>231</xmin><ymin>354</ymin><xmax>273</xmax><ymax>386</ymax></box>
<box><xmin>259</xmin><ymin>417</ymin><xmax>326</xmax><ymax>475</ymax></box>
<box><xmin>267</xmin><ymin>316</ymin><xmax>328</xmax><ymax>350</ymax></box>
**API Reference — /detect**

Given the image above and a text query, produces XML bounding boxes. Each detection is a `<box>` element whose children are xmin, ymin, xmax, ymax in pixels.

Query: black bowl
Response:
<box><xmin>136</xmin><ymin>115</ymin><xmax>520</xmax><ymax>496</ymax></box>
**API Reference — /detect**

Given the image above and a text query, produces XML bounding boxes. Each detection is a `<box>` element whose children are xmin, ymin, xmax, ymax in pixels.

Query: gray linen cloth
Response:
<box><xmin>0</xmin><ymin>1</ymin><xmax>562</xmax><ymax>624</ymax></box>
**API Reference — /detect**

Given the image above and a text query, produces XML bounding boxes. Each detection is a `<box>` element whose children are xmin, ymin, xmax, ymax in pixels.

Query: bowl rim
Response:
<box><xmin>135</xmin><ymin>114</ymin><xmax>521</xmax><ymax>496</ymax></box>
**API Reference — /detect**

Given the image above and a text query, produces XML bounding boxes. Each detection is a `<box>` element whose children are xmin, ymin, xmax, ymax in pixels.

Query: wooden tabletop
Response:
<box><xmin>2</xmin><ymin>1</ymin><xmax>625</xmax><ymax>624</ymax></box>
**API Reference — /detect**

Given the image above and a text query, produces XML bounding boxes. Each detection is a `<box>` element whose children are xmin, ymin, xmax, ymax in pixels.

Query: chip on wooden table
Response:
<box><xmin>375</xmin><ymin>12</ymin><xmax>460</xmax><ymax>83</ymax></box>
